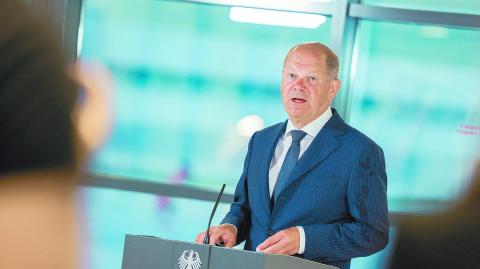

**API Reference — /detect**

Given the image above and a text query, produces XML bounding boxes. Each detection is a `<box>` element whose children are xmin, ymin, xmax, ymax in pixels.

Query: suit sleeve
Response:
<box><xmin>303</xmin><ymin>142</ymin><xmax>389</xmax><ymax>262</ymax></box>
<box><xmin>220</xmin><ymin>133</ymin><xmax>255</xmax><ymax>244</ymax></box>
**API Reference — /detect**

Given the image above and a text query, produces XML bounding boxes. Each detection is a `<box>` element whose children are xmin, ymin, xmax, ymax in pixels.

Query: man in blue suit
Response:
<box><xmin>196</xmin><ymin>42</ymin><xmax>389</xmax><ymax>269</ymax></box>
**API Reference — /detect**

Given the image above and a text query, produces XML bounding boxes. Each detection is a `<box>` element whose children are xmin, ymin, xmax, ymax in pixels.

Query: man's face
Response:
<box><xmin>281</xmin><ymin>47</ymin><xmax>339</xmax><ymax>128</ymax></box>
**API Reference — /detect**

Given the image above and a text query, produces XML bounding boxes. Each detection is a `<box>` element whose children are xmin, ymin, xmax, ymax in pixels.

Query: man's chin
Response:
<box><xmin>287</xmin><ymin>112</ymin><xmax>309</xmax><ymax>123</ymax></box>
<box><xmin>286</xmin><ymin>107</ymin><xmax>308</xmax><ymax>118</ymax></box>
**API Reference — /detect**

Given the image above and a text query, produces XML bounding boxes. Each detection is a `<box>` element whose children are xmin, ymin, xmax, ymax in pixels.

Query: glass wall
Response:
<box><xmin>80</xmin><ymin>0</ymin><xmax>331</xmax><ymax>191</ymax></box>
<box><xmin>348</xmin><ymin>21</ymin><xmax>480</xmax><ymax>211</ymax></box>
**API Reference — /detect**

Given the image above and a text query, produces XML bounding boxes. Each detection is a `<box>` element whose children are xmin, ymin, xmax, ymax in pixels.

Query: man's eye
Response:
<box><xmin>308</xmin><ymin>76</ymin><xmax>317</xmax><ymax>82</ymax></box>
<box><xmin>288</xmin><ymin>73</ymin><xmax>296</xmax><ymax>79</ymax></box>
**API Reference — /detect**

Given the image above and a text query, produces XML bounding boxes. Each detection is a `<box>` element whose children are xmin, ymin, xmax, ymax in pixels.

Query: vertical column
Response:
<box><xmin>330</xmin><ymin>0</ymin><xmax>360</xmax><ymax>122</ymax></box>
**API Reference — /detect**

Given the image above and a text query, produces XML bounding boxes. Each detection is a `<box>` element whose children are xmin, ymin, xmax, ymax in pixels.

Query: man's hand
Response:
<box><xmin>256</xmin><ymin>227</ymin><xmax>299</xmax><ymax>255</ymax></box>
<box><xmin>195</xmin><ymin>224</ymin><xmax>237</xmax><ymax>247</ymax></box>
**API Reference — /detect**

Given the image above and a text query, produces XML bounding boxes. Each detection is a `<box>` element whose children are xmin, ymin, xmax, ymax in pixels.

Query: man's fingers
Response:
<box><xmin>217</xmin><ymin>224</ymin><xmax>237</xmax><ymax>247</ymax></box>
<box><xmin>196</xmin><ymin>225</ymin><xmax>237</xmax><ymax>247</ymax></box>
<box><xmin>257</xmin><ymin>228</ymin><xmax>299</xmax><ymax>255</ymax></box>
<box><xmin>261</xmin><ymin>237</ymin><xmax>293</xmax><ymax>255</ymax></box>
<box><xmin>209</xmin><ymin>231</ymin><xmax>224</xmax><ymax>245</ymax></box>
<box><xmin>256</xmin><ymin>233</ymin><xmax>281</xmax><ymax>251</ymax></box>
<box><xmin>223</xmin><ymin>237</ymin><xmax>235</xmax><ymax>248</ymax></box>
<box><xmin>261</xmin><ymin>241</ymin><xmax>282</xmax><ymax>254</ymax></box>
<box><xmin>195</xmin><ymin>231</ymin><xmax>207</xmax><ymax>244</ymax></box>
<box><xmin>210</xmin><ymin>228</ymin><xmax>234</xmax><ymax>246</ymax></box>
<box><xmin>220</xmin><ymin>230</ymin><xmax>236</xmax><ymax>247</ymax></box>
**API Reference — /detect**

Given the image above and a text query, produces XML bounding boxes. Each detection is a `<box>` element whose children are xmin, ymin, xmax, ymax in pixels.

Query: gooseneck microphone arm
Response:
<box><xmin>203</xmin><ymin>184</ymin><xmax>226</xmax><ymax>245</ymax></box>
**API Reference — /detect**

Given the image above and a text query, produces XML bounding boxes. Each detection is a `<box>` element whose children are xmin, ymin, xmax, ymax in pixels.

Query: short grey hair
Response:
<box><xmin>284</xmin><ymin>42</ymin><xmax>339</xmax><ymax>79</ymax></box>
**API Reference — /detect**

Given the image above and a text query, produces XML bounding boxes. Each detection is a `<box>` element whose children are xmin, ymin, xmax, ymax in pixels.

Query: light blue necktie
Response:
<box><xmin>272</xmin><ymin>130</ymin><xmax>307</xmax><ymax>204</ymax></box>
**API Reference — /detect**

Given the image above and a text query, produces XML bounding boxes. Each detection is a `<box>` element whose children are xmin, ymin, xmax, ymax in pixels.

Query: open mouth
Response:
<box><xmin>291</xmin><ymin>97</ymin><xmax>306</xmax><ymax>103</ymax></box>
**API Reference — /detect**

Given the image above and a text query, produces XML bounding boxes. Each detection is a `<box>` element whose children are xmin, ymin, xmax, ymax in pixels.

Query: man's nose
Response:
<box><xmin>292</xmin><ymin>77</ymin><xmax>307</xmax><ymax>90</ymax></box>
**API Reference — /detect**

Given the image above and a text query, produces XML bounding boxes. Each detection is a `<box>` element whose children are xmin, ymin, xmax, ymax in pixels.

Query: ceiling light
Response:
<box><xmin>230</xmin><ymin>7</ymin><xmax>326</xmax><ymax>29</ymax></box>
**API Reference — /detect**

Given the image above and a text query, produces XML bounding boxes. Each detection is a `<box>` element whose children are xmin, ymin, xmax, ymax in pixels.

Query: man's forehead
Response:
<box><xmin>284</xmin><ymin>61</ymin><xmax>325</xmax><ymax>74</ymax></box>
<box><xmin>284</xmin><ymin>54</ymin><xmax>326</xmax><ymax>72</ymax></box>
<box><xmin>284</xmin><ymin>48</ymin><xmax>327</xmax><ymax>68</ymax></box>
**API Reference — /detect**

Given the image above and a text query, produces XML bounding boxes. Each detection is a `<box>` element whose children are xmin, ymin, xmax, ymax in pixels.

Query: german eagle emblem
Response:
<box><xmin>178</xmin><ymin>250</ymin><xmax>202</xmax><ymax>269</ymax></box>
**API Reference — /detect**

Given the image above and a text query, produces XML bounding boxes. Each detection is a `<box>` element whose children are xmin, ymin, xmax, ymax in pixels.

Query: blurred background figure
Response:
<box><xmin>0</xmin><ymin>1</ymin><xmax>112</xmax><ymax>269</ymax></box>
<box><xmin>388</xmin><ymin>162</ymin><xmax>480</xmax><ymax>269</ymax></box>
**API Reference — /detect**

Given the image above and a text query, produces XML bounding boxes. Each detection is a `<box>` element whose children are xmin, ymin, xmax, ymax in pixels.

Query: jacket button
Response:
<box><xmin>267</xmin><ymin>230</ymin><xmax>274</xmax><ymax>236</ymax></box>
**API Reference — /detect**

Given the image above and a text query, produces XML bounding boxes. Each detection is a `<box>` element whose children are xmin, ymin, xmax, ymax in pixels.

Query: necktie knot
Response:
<box><xmin>290</xmin><ymin>130</ymin><xmax>307</xmax><ymax>144</ymax></box>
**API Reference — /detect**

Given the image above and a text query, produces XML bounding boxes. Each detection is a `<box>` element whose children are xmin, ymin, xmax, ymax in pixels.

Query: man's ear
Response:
<box><xmin>71</xmin><ymin>62</ymin><xmax>114</xmax><ymax>154</ymax></box>
<box><xmin>329</xmin><ymin>79</ymin><xmax>340</xmax><ymax>100</ymax></box>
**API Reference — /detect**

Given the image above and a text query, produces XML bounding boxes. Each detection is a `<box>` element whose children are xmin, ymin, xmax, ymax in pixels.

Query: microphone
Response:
<box><xmin>203</xmin><ymin>184</ymin><xmax>226</xmax><ymax>245</ymax></box>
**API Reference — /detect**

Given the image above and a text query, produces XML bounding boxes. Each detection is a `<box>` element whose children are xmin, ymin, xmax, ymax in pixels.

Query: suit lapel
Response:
<box><xmin>277</xmin><ymin>112</ymin><xmax>346</xmax><ymax>197</ymax></box>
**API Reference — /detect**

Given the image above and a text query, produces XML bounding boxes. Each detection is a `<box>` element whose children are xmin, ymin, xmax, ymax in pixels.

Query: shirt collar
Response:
<box><xmin>284</xmin><ymin>106</ymin><xmax>333</xmax><ymax>139</ymax></box>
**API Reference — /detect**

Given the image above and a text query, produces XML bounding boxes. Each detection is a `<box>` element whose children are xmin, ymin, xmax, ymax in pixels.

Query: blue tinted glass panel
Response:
<box><xmin>80</xmin><ymin>0</ymin><xmax>331</xmax><ymax>191</ymax></box>
<box><xmin>349</xmin><ymin>20</ymin><xmax>480</xmax><ymax>211</ymax></box>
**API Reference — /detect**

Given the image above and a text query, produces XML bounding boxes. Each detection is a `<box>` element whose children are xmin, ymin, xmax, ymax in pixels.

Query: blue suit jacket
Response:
<box><xmin>222</xmin><ymin>109</ymin><xmax>389</xmax><ymax>269</ymax></box>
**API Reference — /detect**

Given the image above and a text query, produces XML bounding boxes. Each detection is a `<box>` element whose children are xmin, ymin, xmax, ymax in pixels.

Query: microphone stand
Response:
<box><xmin>203</xmin><ymin>184</ymin><xmax>226</xmax><ymax>245</ymax></box>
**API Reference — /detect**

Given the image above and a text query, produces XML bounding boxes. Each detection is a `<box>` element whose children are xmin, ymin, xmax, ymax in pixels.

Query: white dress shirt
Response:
<box><xmin>268</xmin><ymin>107</ymin><xmax>332</xmax><ymax>254</ymax></box>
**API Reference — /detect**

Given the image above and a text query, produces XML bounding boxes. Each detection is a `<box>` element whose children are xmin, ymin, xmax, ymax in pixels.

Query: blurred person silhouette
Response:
<box><xmin>0</xmin><ymin>1</ymin><xmax>112</xmax><ymax>269</ymax></box>
<box><xmin>388</xmin><ymin>162</ymin><xmax>480</xmax><ymax>269</ymax></box>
